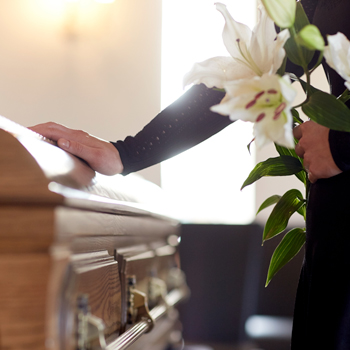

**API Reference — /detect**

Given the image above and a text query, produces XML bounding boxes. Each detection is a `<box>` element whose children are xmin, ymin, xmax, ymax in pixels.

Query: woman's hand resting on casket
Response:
<box><xmin>293</xmin><ymin>120</ymin><xmax>342</xmax><ymax>183</ymax></box>
<box><xmin>29</xmin><ymin>122</ymin><xmax>124</xmax><ymax>175</ymax></box>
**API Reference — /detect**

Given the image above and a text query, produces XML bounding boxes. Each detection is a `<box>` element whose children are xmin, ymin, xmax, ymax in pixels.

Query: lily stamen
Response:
<box><xmin>256</xmin><ymin>113</ymin><xmax>266</xmax><ymax>122</ymax></box>
<box><xmin>246</xmin><ymin>99</ymin><xmax>257</xmax><ymax>109</ymax></box>
<box><xmin>273</xmin><ymin>112</ymin><xmax>282</xmax><ymax>120</ymax></box>
<box><xmin>235</xmin><ymin>38</ymin><xmax>263</xmax><ymax>76</ymax></box>
<box><xmin>275</xmin><ymin>102</ymin><xmax>286</xmax><ymax>114</ymax></box>
<box><xmin>255</xmin><ymin>91</ymin><xmax>265</xmax><ymax>99</ymax></box>
<box><xmin>273</xmin><ymin>102</ymin><xmax>286</xmax><ymax>120</ymax></box>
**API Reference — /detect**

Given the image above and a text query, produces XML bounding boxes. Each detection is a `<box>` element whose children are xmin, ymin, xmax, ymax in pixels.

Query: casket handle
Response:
<box><xmin>105</xmin><ymin>285</ymin><xmax>189</xmax><ymax>350</ymax></box>
<box><xmin>76</xmin><ymin>294</ymin><xmax>107</xmax><ymax>350</ymax></box>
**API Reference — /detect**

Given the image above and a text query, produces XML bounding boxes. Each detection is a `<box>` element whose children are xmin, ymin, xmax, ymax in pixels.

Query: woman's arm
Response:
<box><xmin>112</xmin><ymin>84</ymin><xmax>230</xmax><ymax>175</ymax></box>
<box><xmin>30</xmin><ymin>84</ymin><xmax>231</xmax><ymax>175</ymax></box>
<box><xmin>29</xmin><ymin>122</ymin><xmax>124</xmax><ymax>175</ymax></box>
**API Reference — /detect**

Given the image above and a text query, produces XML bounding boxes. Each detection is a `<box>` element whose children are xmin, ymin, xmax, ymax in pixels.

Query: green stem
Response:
<box><xmin>293</xmin><ymin>76</ymin><xmax>309</xmax><ymax>109</ymax></box>
<box><xmin>293</xmin><ymin>101</ymin><xmax>306</xmax><ymax>109</ymax></box>
<box><xmin>309</xmin><ymin>51</ymin><xmax>324</xmax><ymax>75</ymax></box>
<box><xmin>338</xmin><ymin>88</ymin><xmax>350</xmax><ymax>104</ymax></box>
<box><xmin>292</xmin><ymin>108</ymin><xmax>304</xmax><ymax>124</ymax></box>
<box><xmin>289</xmin><ymin>27</ymin><xmax>308</xmax><ymax>70</ymax></box>
<box><xmin>289</xmin><ymin>26</ymin><xmax>311</xmax><ymax>97</ymax></box>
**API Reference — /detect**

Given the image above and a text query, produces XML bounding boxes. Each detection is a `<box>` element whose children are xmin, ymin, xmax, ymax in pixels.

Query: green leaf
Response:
<box><xmin>213</xmin><ymin>88</ymin><xmax>226</xmax><ymax>93</ymax></box>
<box><xmin>292</xmin><ymin>108</ymin><xmax>303</xmax><ymax>124</ymax></box>
<box><xmin>297</xmin><ymin>202</ymin><xmax>307</xmax><ymax>220</ymax></box>
<box><xmin>298</xmin><ymin>78</ymin><xmax>319</xmax><ymax>95</ymax></box>
<box><xmin>338</xmin><ymin>88</ymin><xmax>350</xmax><ymax>104</ymax></box>
<box><xmin>263</xmin><ymin>189</ymin><xmax>304</xmax><ymax>242</ymax></box>
<box><xmin>284</xmin><ymin>2</ymin><xmax>314</xmax><ymax>66</ymax></box>
<box><xmin>241</xmin><ymin>156</ymin><xmax>304</xmax><ymax>190</ymax></box>
<box><xmin>296</xmin><ymin>170</ymin><xmax>307</xmax><ymax>185</ymax></box>
<box><xmin>257</xmin><ymin>195</ymin><xmax>281</xmax><ymax>215</ymax></box>
<box><xmin>294</xmin><ymin>2</ymin><xmax>311</xmax><ymax>33</ymax></box>
<box><xmin>262</xmin><ymin>0</ymin><xmax>296</xmax><ymax>28</ymax></box>
<box><xmin>275</xmin><ymin>143</ymin><xmax>297</xmax><ymax>158</ymax></box>
<box><xmin>284</xmin><ymin>36</ymin><xmax>303</xmax><ymax>67</ymax></box>
<box><xmin>247</xmin><ymin>138</ymin><xmax>254</xmax><ymax>155</ymax></box>
<box><xmin>294</xmin><ymin>3</ymin><xmax>315</xmax><ymax>65</ymax></box>
<box><xmin>296</xmin><ymin>24</ymin><xmax>325</xmax><ymax>51</ymax></box>
<box><xmin>265</xmin><ymin>228</ymin><xmax>306</xmax><ymax>286</ymax></box>
<box><xmin>275</xmin><ymin>143</ymin><xmax>306</xmax><ymax>184</ymax></box>
<box><xmin>302</xmin><ymin>91</ymin><xmax>350</xmax><ymax>131</ymax></box>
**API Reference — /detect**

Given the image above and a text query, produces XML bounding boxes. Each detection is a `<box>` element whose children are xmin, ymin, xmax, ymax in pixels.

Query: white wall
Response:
<box><xmin>0</xmin><ymin>0</ymin><xmax>162</xmax><ymax>184</ymax></box>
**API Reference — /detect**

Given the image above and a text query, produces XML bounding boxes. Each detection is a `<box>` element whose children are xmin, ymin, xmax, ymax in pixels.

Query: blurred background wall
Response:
<box><xmin>0</xmin><ymin>0</ymin><xmax>162</xmax><ymax>183</ymax></box>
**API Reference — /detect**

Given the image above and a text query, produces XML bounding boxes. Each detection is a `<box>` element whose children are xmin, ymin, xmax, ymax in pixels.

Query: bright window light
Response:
<box><xmin>161</xmin><ymin>0</ymin><xmax>257</xmax><ymax>224</ymax></box>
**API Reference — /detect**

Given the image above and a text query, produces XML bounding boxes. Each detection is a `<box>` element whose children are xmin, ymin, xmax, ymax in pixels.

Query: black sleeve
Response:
<box><xmin>328</xmin><ymin>98</ymin><xmax>350</xmax><ymax>172</ymax></box>
<box><xmin>311</xmin><ymin>0</ymin><xmax>350</xmax><ymax>172</ymax></box>
<box><xmin>329</xmin><ymin>129</ymin><xmax>350</xmax><ymax>172</ymax></box>
<box><xmin>112</xmin><ymin>0</ymin><xmax>330</xmax><ymax>176</ymax></box>
<box><xmin>111</xmin><ymin>84</ymin><xmax>231</xmax><ymax>175</ymax></box>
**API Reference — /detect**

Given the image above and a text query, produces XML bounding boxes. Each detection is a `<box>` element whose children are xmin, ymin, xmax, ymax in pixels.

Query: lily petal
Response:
<box><xmin>269</xmin><ymin>29</ymin><xmax>290</xmax><ymax>73</ymax></box>
<box><xmin>184</xmin><ymin>3</ymin><xmax>289</xmax><ymax>95</ymax></box>
<box><xmin>324</xmin><ymin>32</ymin><xmax>350</xmax><ymax>86</ymax></box>
<box><xmin>250</xmin><ymin>6</ymin><xmax>277</xmax><ymax>68</ymax></box>
<box><xmin>211</xmin><ymin>73</ymin><xmax>296</xmax><ymax>149</ymax></box>
<box><xmin>183</xmin><ymin>56</ymin><xmax>254</xmax><ymax>89</ymax></box>
<box><xmin>253</xmin><ymin>110</ymin><xmax>294</xmax><ymax>149</ymax></box>
<box><xmin>215</xmin><ymin>3</ymin><xmax>252</xmax><ymax>62</ymax></box>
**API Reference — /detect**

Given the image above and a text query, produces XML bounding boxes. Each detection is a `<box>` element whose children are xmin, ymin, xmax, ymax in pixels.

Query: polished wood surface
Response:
<box><xmin>0</xmin><ymin>129</ymin><xmax>63</xmax><ymax>204</ymax></box>
<box><xmin>0</xmin><ymin>117</ymin><xmax>183</xmax><ymax>350</ymax></box>
<box><xmin>68</xmin><ymin>251</ymin><xmax>122</xmax><ymax>336</ymax></box>
<box><xmin>0</xmin><ymin>254</ymin><xmax>51</xmax><ymax>349</ymax></box>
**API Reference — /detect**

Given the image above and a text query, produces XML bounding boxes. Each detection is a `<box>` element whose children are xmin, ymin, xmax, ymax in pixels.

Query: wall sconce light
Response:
<box><xmin>63</xmin><ymin>0</ymin><xmax>116</xmax><ymax>39</ymax></box>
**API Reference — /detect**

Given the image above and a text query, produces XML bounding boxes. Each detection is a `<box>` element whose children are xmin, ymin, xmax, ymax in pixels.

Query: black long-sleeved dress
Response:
<box><xmin>112</xmin><ymin>1</ymin><xmax>350</xmax><ymax>348</ymax></box>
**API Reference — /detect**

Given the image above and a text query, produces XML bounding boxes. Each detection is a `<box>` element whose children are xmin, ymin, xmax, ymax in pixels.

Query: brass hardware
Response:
<box><xmin>126</xmin><ymin>276</ymin><xmax>154</xmax><ymax>333</ymax></box>
<box><xmin>167</xmin><ymin>268</ymin><xmax>186</xmax><ymax>290</ymax></box>
<box><xmin>75</xmin><ymin>275</ymin><xmax>187</xmax><ymax>350</ymax></box>
<box><xmin>76</xmin><ymin>294</ymin><xmax>107</xmax><ymax>350</ymax></box>
<box><xmin>106</xmin><ymin>286</ymin><xmax>189</xmax><ymax>350</ymax></box>
<box><xmin>148</xmin><ymin>277</ymin><xmax>168</xmax><ymax>309</ymax></box>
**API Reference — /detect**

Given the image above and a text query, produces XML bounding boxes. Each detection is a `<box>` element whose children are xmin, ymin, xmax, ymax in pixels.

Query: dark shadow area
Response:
<box><xmin>177</xmin><ymin>224</ymin><xmax>304</xmax><ymax>350</ymax></box>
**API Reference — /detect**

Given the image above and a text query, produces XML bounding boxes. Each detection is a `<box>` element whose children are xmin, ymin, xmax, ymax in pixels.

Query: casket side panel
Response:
<box><xmin>0</xmin><ymin>254</ymin><xmax>52</xmax><ymax>350</ymax></box>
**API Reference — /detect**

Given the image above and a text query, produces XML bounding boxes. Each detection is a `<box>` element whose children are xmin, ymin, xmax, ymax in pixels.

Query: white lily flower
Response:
<box><xmin>183</xmin><ymin>3</ymin><xmax>290</xmax><ymax>89</ymax></box>
<box><xmin>211</xmin><ymin>74</ymin><xmax>296</xmax><ymax>149</ymax></box>
<box><xmin>324</xmin><ymin>32</ymin><xmax>350</xmax><ymax>90</ymax></box>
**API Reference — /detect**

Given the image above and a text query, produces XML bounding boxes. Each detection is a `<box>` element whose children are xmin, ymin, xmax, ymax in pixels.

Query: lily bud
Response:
<box><xmin>296</xmin><ymin>25</ymin><xmax>325</xmax><ymax>51</ymax></box>
<box><xmin>262</xmin><ymin>0</ymin><xmax>296</xmax><ymax>28</ymax></box>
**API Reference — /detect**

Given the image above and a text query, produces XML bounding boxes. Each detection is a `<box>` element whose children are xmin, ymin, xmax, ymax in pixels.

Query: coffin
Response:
<box><xmin>0</xmin><ymin>116</ymin><xmax>188</xmax><ymax>350</ymax></box>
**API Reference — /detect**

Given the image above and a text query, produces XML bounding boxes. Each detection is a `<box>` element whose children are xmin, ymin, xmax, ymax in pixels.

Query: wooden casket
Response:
<box><xmin>0</xmin><ymin>116</ymin><xmax>188</xmax><ymax>350</ymax></box>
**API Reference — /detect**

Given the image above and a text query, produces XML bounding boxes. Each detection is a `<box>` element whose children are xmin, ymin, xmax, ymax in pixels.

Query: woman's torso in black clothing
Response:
<box><xmin>292</xmin><ymin>1</ymin><xmax>350</xmax><ymax>349</ymax></box>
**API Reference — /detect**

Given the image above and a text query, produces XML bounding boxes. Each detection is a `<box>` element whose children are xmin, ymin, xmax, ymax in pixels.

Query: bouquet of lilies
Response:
<box><xmin>184</xmin><ymin>0</ymin><xmax>350</xmax><ymax>285</ymax></box>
